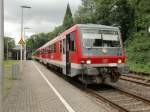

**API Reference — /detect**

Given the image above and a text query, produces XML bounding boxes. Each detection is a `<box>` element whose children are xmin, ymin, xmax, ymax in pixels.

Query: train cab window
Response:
<box><xmin>82</xmin><ymin>33</ymin><xmax>102</xmax><ymax>48</ymax></box>
<box><xmin>82</xmin><ymin>30</ymin><xmax>120</xmax><ymax>48</ymax></box>
<box><xmin>70</xmin><ymin>32</ymin><xmax>76</xmax><ymax>51</ymax></box>
<box><xmin>102</xmin><ymin>33</ymin><xmax>120</xmax><ymax>47</ymax></box>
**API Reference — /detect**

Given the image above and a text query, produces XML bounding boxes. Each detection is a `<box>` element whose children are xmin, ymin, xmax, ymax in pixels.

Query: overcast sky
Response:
<box><xmin>4</xmin><ymin>0</ymin><xmax>81</xmax><ymax>43</ymax></box>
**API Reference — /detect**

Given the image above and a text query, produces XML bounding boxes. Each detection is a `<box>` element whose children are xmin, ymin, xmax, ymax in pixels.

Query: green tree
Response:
<box><xmin>63</xmin><ymin>3</ymin><xmax>74</xmax><ymax>30</ymax></box>
<box><xmin>74</xmin><ymin>0</ymin><xmax>96</xmax><ymax>24</ymax></box>
<box><xmin>109</xmin><ymin>0</ymin><xmax>135</xmax><ymax>41</ymax></box>
<box><xmin>26</xmin><ymin>33</ymin><xmax>49</xmax><ymax>51</ymax></box>
<box><xmin>4</xmin><ymin>37</ymin><xmax>15</xmax><ymax>59</ymax></box>
<box><xmin>95</xmin><ymin>0</ymin><xmax>114</xmax><ymax>25</ymax></box>
<box><xmin>52</xmin><ymin>25</ymin><xmax>64</xmax><ymax>37</ymax></box>
<box><xmin>125</xmin><ymin>0</ymin><xmax>150</xmax><ymax>73</ymax></box>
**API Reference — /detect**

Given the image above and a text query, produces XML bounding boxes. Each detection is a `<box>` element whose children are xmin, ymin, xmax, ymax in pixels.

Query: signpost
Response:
<box><xmin>18</xmin><ymin>37</ymin><xmax>25</xmax><ymax>61</ymax></box>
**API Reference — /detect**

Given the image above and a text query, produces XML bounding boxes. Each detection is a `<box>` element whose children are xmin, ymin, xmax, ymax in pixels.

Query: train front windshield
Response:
<box><xmin>81</xmin><ymin>29</ymin><xmax>123</xmax><ymax>56</ymax></box>
<box><xmin>82</xmin><ymin>30</ymin><xmax>120</xmax><ymax>48</ymax></box>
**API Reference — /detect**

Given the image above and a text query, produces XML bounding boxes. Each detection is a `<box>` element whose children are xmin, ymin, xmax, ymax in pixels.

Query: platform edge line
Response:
<box><xmin>33</xmin><ymin>62</ymin><xmax>75</xmax><ymax>112</ymax></box>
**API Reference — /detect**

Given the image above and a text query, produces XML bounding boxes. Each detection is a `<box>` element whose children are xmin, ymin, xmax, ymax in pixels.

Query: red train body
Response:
<box><xmin>33</xmin><ymin>24</ymin><xmax>126</xmax><ymax>84</ymax></box>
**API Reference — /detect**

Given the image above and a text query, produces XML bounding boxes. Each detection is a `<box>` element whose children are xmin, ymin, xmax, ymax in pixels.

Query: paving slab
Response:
<box><xmin>3</xmin><ymin>61</ymin><xmax>117</xmax><ymax>112</ymax></box>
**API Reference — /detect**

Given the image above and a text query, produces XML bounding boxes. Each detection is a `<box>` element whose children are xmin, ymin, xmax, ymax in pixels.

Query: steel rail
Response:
<box><xmin>87</xmin><ymin>85</ymin><xmax>150</xmax><ymax>112</ymax></box>
<box><xmin>110</xmin><ymin>85</ymin><xmax>150</xmax><ymax>105</ymax></box>
<box><xmin>122</xmin><ymin>74</ymin><xmax>149</xmax><ymax>80</ymax></box>
<box><xmin>120</xmin><ymin>75</ymin><xmax>150</xmax><ymax>87</ymax></box>
<box><xmin>87</xmin><ymin>89</ymin><xmax>129</xmax><ymax>112</ymax></box>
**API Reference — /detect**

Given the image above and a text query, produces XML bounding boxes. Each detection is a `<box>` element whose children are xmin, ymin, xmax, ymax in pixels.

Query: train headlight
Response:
<box><xmin>86</xmin><ymin>60</ymin><xmax>91</xmax><ymax>64</ymax></box>
<box><xmin>118</xmin><ymin>59</ymin><xmax>122</xmax><ymax>64</ymax></box>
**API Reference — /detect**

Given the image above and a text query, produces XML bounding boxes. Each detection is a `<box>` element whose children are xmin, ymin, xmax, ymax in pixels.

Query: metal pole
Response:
<box><xmin>20</xmin><ymin>6</ymin><xmax>31</xmax><ymax>61</ymax></box>
<box><xmin>17</xmin><ymin>52</ymin><xmax>18</xmax><ymax>60</ymax></box>
<box><xmin>20</xmin><ymin>7</ymin><xmax>24</xmax><ymax>61</ymax></box>
<box><xmin>24</xmin><ymin>29</ymin><xmax>26</xmax><ymax>60</ymax></box>
<box><xmin>7</xmin><ymin>38</ymin><xmax>8</xmax><ymax>60</ymax></box>
<box><xmin>24</xmin><ymin>27</ymin><xmax>30</xmax><ymax>60</ymax></box>
<box><xmin>0</xmin><ymin>0</ymin><xmax>4</xmax><ymax>111</ymax></box>
<box><xmin>20</xmin><ymin>46</ymin><xmax>22</xmax><ymax>61</ymax></box>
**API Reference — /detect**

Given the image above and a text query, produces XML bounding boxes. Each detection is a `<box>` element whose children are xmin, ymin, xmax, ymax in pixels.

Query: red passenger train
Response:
<box><xmin>32</xmin><ymin>24</ymin><xmax>126</xmax><ymax>84</ymax></box>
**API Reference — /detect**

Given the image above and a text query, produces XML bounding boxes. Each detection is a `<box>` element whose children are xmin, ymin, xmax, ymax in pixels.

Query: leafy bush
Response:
<box><xmin>126</xmin><ymin>32</ymin><xmax>150</xmax><ymax>74</ymax></box>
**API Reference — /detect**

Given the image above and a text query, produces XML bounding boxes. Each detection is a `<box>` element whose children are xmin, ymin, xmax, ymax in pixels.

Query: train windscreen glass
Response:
<box><xmin>82</xmin><ymin>30</ymin><xmax>120</xmax><ymax>48</ymax></box>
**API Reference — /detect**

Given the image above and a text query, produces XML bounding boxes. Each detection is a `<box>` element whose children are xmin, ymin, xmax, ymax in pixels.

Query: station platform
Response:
<box><xmin>3</xmin><ymin>61</ymin><xmax>115</xmax><ymax>112</ymax></box>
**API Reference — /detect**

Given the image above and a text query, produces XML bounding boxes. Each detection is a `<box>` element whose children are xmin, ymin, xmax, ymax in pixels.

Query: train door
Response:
<box><xmin>66</xmin><ymin>34</ymin><xmax>71</xmax><ymax>75</ymax></box>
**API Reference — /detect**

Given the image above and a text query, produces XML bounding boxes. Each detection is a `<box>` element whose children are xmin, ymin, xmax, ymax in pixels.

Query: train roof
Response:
<box><xmin>77</xmin><ymin>24</ymin><xmax>119</xmax><ymax>30</ymax></box>
<box><xmin>36</xmin><ymin>24</ymin><xmax>120</xmax><ymax>51</ymax></box>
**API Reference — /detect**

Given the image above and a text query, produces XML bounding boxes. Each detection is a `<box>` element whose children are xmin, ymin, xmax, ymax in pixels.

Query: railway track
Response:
<box><xmin>87</xmin><ymin>85</ymin><xmax>150</xmax><ymax>112</ymax></box>
<box><xmin>42</xmin><ymin>63</ymin><xmax>150</xmax><ymax>112</ymax></box>
<box><xmin>120</xmin><ymin>74</ymin><xmax>150</xmax><ymax>87</ymax></box>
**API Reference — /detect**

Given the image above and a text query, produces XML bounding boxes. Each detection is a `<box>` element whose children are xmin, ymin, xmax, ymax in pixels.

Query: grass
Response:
<box><xmin>3</xmin><ymin>60</ymin><xmax>19</xmax><ymax>98</ymax></box>
<box><xmin>127</xmin><ymin>62</ymin><xmax>150</xmax><ymax>75</ymax></box>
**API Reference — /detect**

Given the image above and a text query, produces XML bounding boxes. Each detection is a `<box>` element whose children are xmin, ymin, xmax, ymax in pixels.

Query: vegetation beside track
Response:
<box><xmin>4</xmin><ymin>60</ymin><xmax>19</xmax><ymax>98</ymax></box>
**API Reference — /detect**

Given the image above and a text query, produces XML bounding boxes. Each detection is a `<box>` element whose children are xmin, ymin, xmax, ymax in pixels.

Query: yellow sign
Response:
<box><xmin>18</xmin><ymin>38</ymin><xmax>25</xmax><ymax>45</ymax></box>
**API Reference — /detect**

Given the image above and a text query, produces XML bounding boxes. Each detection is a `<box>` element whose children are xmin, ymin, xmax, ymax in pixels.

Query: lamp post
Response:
<box><xmin>24</xmin><ymin>27</ymin><xmax>31</xmax><ymax>60</ymax></box>
<box><xmin>20</xmin><ymin>5</ymin><xmax>31</xmax><ymax>61</ymax></box>
<box><xmin>0</xmin><ymin>0</ymin><xmax>4</xmax><ymax>111</ymax></box>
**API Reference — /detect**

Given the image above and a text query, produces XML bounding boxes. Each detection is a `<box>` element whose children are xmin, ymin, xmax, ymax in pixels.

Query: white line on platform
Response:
<box><xmin>33</xmin><ymin>62</ymin><xmax>75</xmax><ymax>112</ymax></box>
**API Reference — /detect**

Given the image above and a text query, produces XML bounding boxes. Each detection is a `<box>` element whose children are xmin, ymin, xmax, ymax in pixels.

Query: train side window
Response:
<box><xmin>48</xmin><ymin>46</ymin><xmax>51</xmax><ymax>53</ymax></box>
<box><xmin>54</xmin><ymin>44</ymin><xmax>56</xmax><ymax>53</ymax></box>
<box><xmin>52</xmin><ymin>44</ymin><xmax>56</xmax><ymax>53</ymax></box>
<box><xmin>45</xmin><ymin>48</ymin><xmax>47</xmax><ymax>53</ymax></box>
<box><xmin>63</xmin><ymin>39</ymin><xmax>66</xmax><ymax>54</ymax></box>
<box><xmin>46</xmin><ymin>47</ymin><xmax>50</xmax><ymax>53</ymax></box>
<box><xmin>70</xmin><ymin>32</ymin><xmax>76</xmax><ymax>51</ymax></box>
<box><xmin>44</xmin><ymin>49</ymin><xmax>46</xmax><ymax>53</ymax></box>
<box><xmin>60</xmin><ymin>40</ymin><xmax>62</xmax><ymax>53</ymax></box>
<box><xmin>55</xmin><ymin>43</ymin><xmax>57</xmax><ymax>53</ymax></box>
<box><xmin>45</xmin><ymin>49</ymin><xmax>47</xmax><ymax>53</ymax></box>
